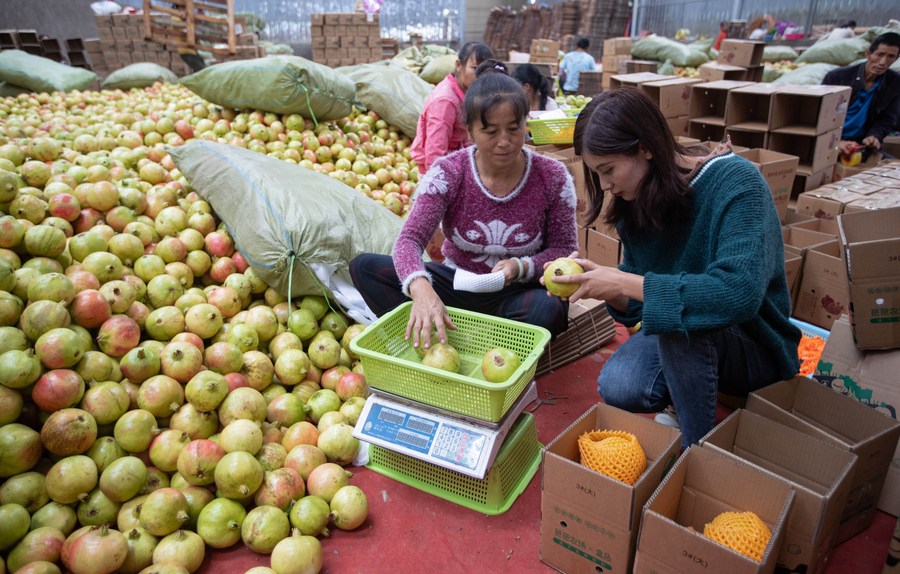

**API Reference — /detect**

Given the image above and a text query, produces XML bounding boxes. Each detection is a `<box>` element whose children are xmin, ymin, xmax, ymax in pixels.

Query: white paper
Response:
<box><xmin>453</xmin><ymin>268</ymin><xmax>506</xmax><ymax>293</ymax></box>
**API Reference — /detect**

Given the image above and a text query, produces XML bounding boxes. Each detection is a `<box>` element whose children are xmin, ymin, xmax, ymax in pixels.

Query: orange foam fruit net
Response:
<box><xmin>577</xmin><ymin>429</ymin><xmax>647</xmax><ymax>485</ymax></box>
<box><xmin>703</xmin><ymin>511</ymin><xmax>772</xmax><ymax>562</ymax></box>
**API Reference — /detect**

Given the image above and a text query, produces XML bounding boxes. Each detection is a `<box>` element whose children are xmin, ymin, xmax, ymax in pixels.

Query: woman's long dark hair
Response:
<box><xmin>512</xmin><ymin>64</ymin><xmax>553</xmax><ymax>111</ymax></box>
<box><xmin>574</xmin><ymin>87</ymin><xmax>694</xmax><ymax>232</ymax></box>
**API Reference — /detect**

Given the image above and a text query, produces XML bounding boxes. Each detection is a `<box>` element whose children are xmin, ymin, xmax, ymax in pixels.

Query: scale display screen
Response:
<box><xmin>363</xmin><ymin>403</ymin><xmax>487</xmax><ymax>471</ymax></box>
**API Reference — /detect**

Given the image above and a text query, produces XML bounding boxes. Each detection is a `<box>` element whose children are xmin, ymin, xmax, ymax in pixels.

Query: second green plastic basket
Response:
<box><xmin>350</xmin><ymin>302</ymin><xmax>551</xmax><ymax>422</ymax></box>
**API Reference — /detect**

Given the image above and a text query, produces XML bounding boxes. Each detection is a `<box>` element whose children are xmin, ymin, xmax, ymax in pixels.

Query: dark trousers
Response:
<box><xmin>349</xmin><ymin>254</ymin><xmax>570</xmax><ymax>338</ymax></box>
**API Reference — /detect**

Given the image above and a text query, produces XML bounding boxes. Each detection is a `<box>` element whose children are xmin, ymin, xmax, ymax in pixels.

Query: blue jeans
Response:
<box><xmin>349</xmin><ymin>253</ymin><xmax>569</xmax><ymax>338</ymax></box>
<box><xmin>598</xmin><ymin>325</ymin><xmax>782</xmax><ymax>449</ymax></box>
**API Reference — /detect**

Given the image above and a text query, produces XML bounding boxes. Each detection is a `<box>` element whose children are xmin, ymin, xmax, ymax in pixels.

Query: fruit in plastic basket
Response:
<box><xmin>543</xmin><ymin>257</ymin><xmax>585</xmax><ymax>298</ymax></box>
<box><xmin>481</xmin><ymin>347</ymin><xmax>521</xmax><ymax>383</ymax></box>
<box><xmin>422</xmin><ymin>342</ymin><xmax>461</xmax><ymax>373</ymax></box>
<box><xmin>413</xmin><ymin>326</ymin><xmax>440</xmax><ymax>358</ymax></box>
<box><xmin>703</xmin><ymin>510</ymin><xmax>772</xmax><ymax>562</ymax></box>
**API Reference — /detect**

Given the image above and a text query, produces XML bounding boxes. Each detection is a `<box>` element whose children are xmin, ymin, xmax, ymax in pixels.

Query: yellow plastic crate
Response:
<box><xmin>349</xmin><ymin>302</ymin><xmax>551</xmax><ymax>422</ymax></box>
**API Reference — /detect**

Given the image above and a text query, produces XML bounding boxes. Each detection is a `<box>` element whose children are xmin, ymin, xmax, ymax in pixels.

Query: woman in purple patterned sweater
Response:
<box><xmin>349</xmin><ymin>60</ymin><xmax>579</xmax><ymax>350</ymax></box>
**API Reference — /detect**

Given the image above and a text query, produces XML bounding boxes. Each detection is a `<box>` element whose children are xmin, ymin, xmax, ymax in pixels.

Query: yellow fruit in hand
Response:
<box><xmin>840</xmin><ymin>150</ymin><xmax>862</xmax><ymax>167</ymax></box>
<box><xmin>543</xmin><ymin>257</ymin><xmax>584</xmax><ymax>298</ymax></box>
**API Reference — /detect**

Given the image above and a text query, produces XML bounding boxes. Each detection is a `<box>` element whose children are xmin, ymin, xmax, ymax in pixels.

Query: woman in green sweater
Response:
<box><xmin>549</xmin><ymin>88</ymin><xmax>801</xmax><ymax>448</ymax></box>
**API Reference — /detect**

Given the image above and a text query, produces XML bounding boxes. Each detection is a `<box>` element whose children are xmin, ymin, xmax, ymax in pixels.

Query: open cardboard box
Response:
<box><xmin>700</xmin><ymin>409</ymin><xmax>857</xmax><ymax>574</ymax></box>
<box><xmin>792</xmin><ymin>240</ymin><xmax>849</xmax><ymax>331</ymax></box>
<box><xmin>769</xmin><ymin>85</ymin><xmax>852</xmax><ymax>136</ymax></box>
<box><xmin>792</xmin><ymin>167</ymin><xmax>836</xmax><ymax>199</ymax></box>
<box><xmin>725</xmin><ymin>83</ymin><xmax>780</xmax><ymax>131</ymax></box>
<box><xmin>816</xmin><ymin>314</ymin><xmax>900</xmax><ymax>516</ymax></box>
<box><xmin>528</xmin><ymin>144</ymin><xmax>589</xmax><ymax>226</ymax></box>
<box><xmin>786</xmin><ymin>216</ymin><xmax>839</xmax><ymax>237</ymax></box>
<box><xmin>634</xmin><ymin>446</ymin><xmax>794</xmax><ymax>574</ymax></box>
<box><xmin>698</xmin><ymin>62</ymin><xmax>750</xmax><ymax>83</ymax></box>
<box><xmin>717</xmin><ymin>39</ymin><xmax>765</xmax><ymax>67</ymax></box>
<box><xmin>609</xmin><ymin>72</ymin><xmax>676</xmax><ymax>89</ymax></box>
<box><xmin>837</xmin><ymin>206</ymin><xmax>900</xmax><ymax>350</ymax></box>
<box><xmin>541</xmin><ymin>402</ymin><xmax>682</xmax><ymax>574</ymax></box>
<box><xmin>725</xmin><ymin>127</ymin><xmax>767</xmax><ymax>152</ymax></box>
<box><xmin>689</xmin><ymin>80</ymin><xmax>755</xmax><ymax>123</ymax></box>
<box><xmin>795</xmin><ymin>187</ymin><xmax>866</xmax><ymax>220</ymax></box>
<box><xmin>768</xmin><ymin>128</ymin><xmax>842</xmax><ymax>175</ymax></box>
<box><xmin>640</xmin><ymin>77</ymin><xmax>701</xmax><ymax>119</ymax></box>
<box><xmin>736</xmin><ymin>148</ymin><xmax>799</xmax><ymax>222</ymax></box>
<box><xmin>784</xmin><ymin>244</ymin><xmax>804</xmax><ymax>302</ymax></box>
<box><xmin>747</xmin><ymin>376</ymin><xmax>900</xmax><ymax>542</ymax></box>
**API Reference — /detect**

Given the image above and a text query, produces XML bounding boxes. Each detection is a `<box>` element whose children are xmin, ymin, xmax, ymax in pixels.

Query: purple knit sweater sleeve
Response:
<box><xmin>393</xmin><ymin>148</ymin><xmax>578</xmax><ymax>294</ymax></box>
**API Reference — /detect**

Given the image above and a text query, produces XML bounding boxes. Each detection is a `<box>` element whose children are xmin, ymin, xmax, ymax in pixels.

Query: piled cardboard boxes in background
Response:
<box><xmin>699</xmin><ymin>39</ymin><xmax>764</xmax><ymax>82</ymax></box>
<box><xmin>310</xmin><ymin>13</ymin><xmax>383</xmax><ymax>68</ymax></box>
<box><xmin>601</xmin><ymin>36</ymin><xmax>631</xmax><ymax>89</ymax></box>
<box><xmin>93</xmin><ymin>13</ymin><xmax>191</xmax><ymax>78</ymax></box>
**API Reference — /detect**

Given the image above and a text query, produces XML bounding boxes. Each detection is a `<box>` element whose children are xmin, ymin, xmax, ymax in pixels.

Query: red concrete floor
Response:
<box><xmin>206</xmin><ymin>323</ymin><xmax>895</xmax><ymax>573</ymax></box>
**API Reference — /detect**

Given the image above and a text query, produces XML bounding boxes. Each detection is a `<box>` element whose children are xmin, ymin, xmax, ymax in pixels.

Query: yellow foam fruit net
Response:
<box><xmin>577</xmin><ymin>430</ymin><xmax>647</xmax><ymax>485</ymax></box>
<box><xmin>703</xmin><ymin>511</ymin><xmax>772</xmax><ymax>562</ymax></box>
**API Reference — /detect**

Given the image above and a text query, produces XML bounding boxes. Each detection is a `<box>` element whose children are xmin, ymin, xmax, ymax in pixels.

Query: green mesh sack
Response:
<box><xmin>0</xmin><ymin>81</ymin><xmax>30</xmax><ymax>97</ymax></box>
<box><xmin>762</xmin><ymin>65</ymin><xmax>785</xmax><ymax>83</ymax></box>
<box><xmin>419</xmin><ymin>54</ymin><xmax>458</xmax><ymax>84</ymax></box>
<box><xmin>0</xmin><ymin>50</ymin><xmax>97</xmax><ymax>93</ymax></box>
<box><xmin>796</xmin><ymin>37</ymin><xmax>869</xmax><ymax>66</ymax></box>
<box><xmin>762</xmin><ymin>45</ymin><xmax>798</xmax><ymax>62</ymax></box>
<box><xmin>657</xmin><ymin>59</ymin><xmax>676</xmax><ymax>76</ymax></box>
<box><xmin>169</xmin><ymin>141</ymin><xmax>402</xmax><ymax>320</ymax></box>
<box><xmin>338</xmin><ymin>63</ymin><xmax>433</xmax><ymax>138</ymax></box>
<box><xmin>774</xmin><ymin>63</ymin><xmax>837</xmax><ymax>85</ymax></box>
<box><xmin>688</xmin><ymin>38</ymin><xmax>714</xmax><ymax>54</ymax></box>
<box><xmin>421</xmin><ymin>44</ymin><xmax>457</xmax><ymax>58</ymax></box>
<box><xmin>101</xmin><ymin>63</ymin><xmax>178</xmax><ymax>90</ymax></box>
<box><xmin>391</xmin><ymin>46</ymin><xmax>426</xmax><ymax>75</ymax></box>
<box><xmin>631</xmin><ymin>35</ymin><xmax>709</xmax><ymax>67</ymax></box>
<box><xmin>180</xmin><ymin>56</ymin><xmax>357</xmax><ymax>121</ymax></box>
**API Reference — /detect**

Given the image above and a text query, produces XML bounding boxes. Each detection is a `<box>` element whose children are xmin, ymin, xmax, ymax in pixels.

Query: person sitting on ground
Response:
<box><xmin>559</xmin><ymin>38</ymin><xmax>597</xmax><ymax>96</ymax></box>
<box><xmin>822</xmin><ymin>32</ymin><xmax>900</xmax><ymax>157</ymax></box>
<box><xmin>349</xmin><ymin>60</ymin><xmax>579</xmax><ymax>347</ymax></box>
<box><xmin>512</xmin><ymin>64</ymin><xmax>559</xmax><ymax>113</ymax></box>
<box><xmin>544</xmin><ymin>87</ymin><xmax>801</xmax><ymax>449</ymax></box>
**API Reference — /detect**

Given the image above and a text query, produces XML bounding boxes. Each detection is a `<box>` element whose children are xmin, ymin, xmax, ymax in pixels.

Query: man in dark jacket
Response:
<box><xmin>823</xmin><ymin>32</ymin><xmax>900</xmax><ymax>156</ymax></box>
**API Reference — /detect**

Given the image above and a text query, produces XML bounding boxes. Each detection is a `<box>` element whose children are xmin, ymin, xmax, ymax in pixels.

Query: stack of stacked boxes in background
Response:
<box><xmin>0</xmin><ymin>30</ymin><xmax>19</xmax><ymax>51</ymax></box>
<box><xmin>65</xmin><ymin>38</ymin><xmax>90</xmax><ymax>70</ymax></box>
<box><xmin>576</xmin><ymin>71</ymin><xmax>602</xmax><ymax>96</ymax></box>
<box><xmin>310</xmin><ymin>13</ymin><xmax>382</xmax><ymax>68</ymax></box>
<box><xmin>699</xmin><ymin>39</ymin><xmax>765</xmax><ymax>82</ymax></box>
<box><xmin>16</xmin><ymin>30</ymin><xmax>42</xmax><ymax>56</ymax></box>
<box><xmin>640</xmin><ymin>77</ymin><xmax>702</xmax><ymax>140</ymax></box>
<box><xmin>529</xmin><ymin>38</ymin><xmax>560</xmax><ymax>75</ymax></box>
<box><xmin>215</xmin><ymin>33</ymin><xmax>266</xmax><ymax>63</ymax></box>
<box><xmin>40</xmin><ymin>37</ymin><xmax>64</xmax><ymax>62</ymax></box>
<box><xmin>83</xmin><ymin>39</ymin><xmax>104</xmax><ymax>72</ymax></box>
<box><xmin>687</xmin><ymin>79</ymin><xmax>755</xmax><ymax>143</ymax></box>
<box><xmin>94</xmin><ymin>13</ymin><xmax>191</xmax><ymax>78</ymax></box>
<box><xmin>601</xmin><ymin>36</ymin><xmax>631</xmax><ymax>89</ymax></box>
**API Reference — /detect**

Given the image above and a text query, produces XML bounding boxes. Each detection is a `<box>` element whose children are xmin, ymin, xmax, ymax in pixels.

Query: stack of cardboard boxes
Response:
<box><xmin>601</xmin><ymin>36</ymin><xmax>632</xmax><ymax>89</ymax></box>
<box><xmin>93</xmin><ymin>13</ymin><xmax>191</xmax><ymax>78</ymax></box>
<box><xmin>699</xmin><ymin>39</ymin><xmax>765</xmax><ymax>83</ymax></box>
<box><xmin>310</xmin><ymin>13</ymin><xmax>383</xmax><ymax>68</ymax></box>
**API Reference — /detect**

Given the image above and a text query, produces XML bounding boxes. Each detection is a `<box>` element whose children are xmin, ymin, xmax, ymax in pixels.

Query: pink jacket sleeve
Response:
<box><xmin>392</xmin><ymin>160</ymin><xmax>459</xmax><ymax>295</ymax></box>
<box><xmin>421</xmin><ymin>97</ymin><xmax>460</xmax><ymax>172</ymax></box>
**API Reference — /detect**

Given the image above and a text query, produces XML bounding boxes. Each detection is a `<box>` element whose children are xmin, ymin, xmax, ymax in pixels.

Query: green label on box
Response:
<box><xmin>553</xmin><ymin>537</ymin><xmax>613</xmax><ymax>570</ymax></box>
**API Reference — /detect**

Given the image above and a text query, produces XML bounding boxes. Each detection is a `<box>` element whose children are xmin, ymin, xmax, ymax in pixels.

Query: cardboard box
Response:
<box><xmin>700</xmin><ymin>409</ymin><xmax>857</xmax><ymax>574</ymax></box>
<box><xmin>699</xmin><ymin>62</ymin><xmax>749</xmax><ymax>82</ymax></box>
<box><xmin>688</xmin><ymin>121</ymin><xmax>726</xmax><ymax>142</ymax></box>
<box><xmin>783</xmin><ymin>209</ymin><xmax>817</xmax><ymax>226</ymax></box>
<box><xmin>832</xmin><ymin>152</ymin><xmax>882</xmax><ymax>181</ymax></box>
<box><xmin>792</xmin><ymin>167</ymin><xmax>835</xmax><ymax>198</ymax></box>
<box><xmin>837</xmin><ymin>206</ymin><xmax>900</xmax><ymax>349</ymax></box>
<box><xmin>726</xmin><ymin>127</ymin><xmax>767</xmax><ymax>150</ymax></box>
<box><xmin>541</xmin><ymin>403</ymin><xmax>682</xmax><ymax>574</ymax></box>
<box><xmin>530</xmin><ymin>145</ymin><xmax>588</xmax><ymax>225</ymax></box>
<box><xmin>726</xmin><ymin>83</ymin><xmax>780</xmax><ymax>130</ymax></box>
<box><xmin>787</xmin><ymin>216</ymin><xmax>839</xmax><ymax>237</ymax></box>
<box><xmin>770</xmin><ymin>85</ymin><xmax>852</xmax><ymax>136</ymax></box>
<box><xmin>737</xmin><ymin>149</ymin><xmax>799</xmax><ymax>221</ymax></box>
<box><xmin>717</xmin><ymin>39</ymin><xmax>765</xmax><ymax>67</ymax></box>
<box><xmin>625</xmin><ymin>60</ymin><xmax>659</xmax><ymax>74</ymax></box>
<box><xmin>785</xmin><ymin>246</ymin><xmax>804</xmax><ymax>300</ymax></box>
<box><xmin>829</xmin><ymin>178</ymin><xmax>884</xmax><ymax>196</ymax></box>
<box><xmin>640</xmin><ymin>78</ymin><xmax>701</xmax><ymax>119</ymax></box>
<box><xmin>634</xmin><ymin>446</ymin><xmax>794</xmax><ymax>574</ymax></box>
<box><xmin>689</xmin><ymin>80</ymin><xmax>755</xmax><ymax>122</ymax></box>
<box><xmin>815</xmin><ymin>314</ymin><xmax>900</xmax><ymax>515</ymax></box>
<box><xmin>609</xmin><ymin>72</ymin><xmax>675</xmax><ymax>89</ymax></box>
<box><xmin>530</xmin><ymin>39</ymin><xmax>560</xmax><ymax>61</ymax></box>
<box><xmin>769</xmin><ymin>128</ymin><xmax>841</xmax><ymax>175</ymax></box>
<box><xmin>842</xmin><ymin>191</ymin><xmax>900</xmax><ymax>214</ymax></box>
<box><xmin>793</xmin><ymin>240</ymin><xmax>849</xmax><ymax>330</ymax></box>
<box><xmin>585</xmin><ymin>228</ymin><xmax>621</xmax><ymax>267</ymax></box>
<box><xmin>603</xmin><ymin>37</ymin><xmax>632</xmax><ymax>56</ymax></box>
<box><xmin>795</xmin><ymin>187</ymin><xmax>866</xmax><ymax>221</ymax></box>
<box><xmin>601</xmin><ymin>54</ymin><xmax>630</xmax><ymax>74</ymax></box>
<box><xmin>577</xmin><ymin>225</ymin><xmax>588</xmax><ymax>256</ymax></box>
<box><xmin>666</xmin><ymin>116</ymin><xmax>689</xmax><ymax>138</ymax></box>
<box><xmin>747</xmin><ymin>376</ymin><xmax>900</xmax><ymax>542</ymax></box>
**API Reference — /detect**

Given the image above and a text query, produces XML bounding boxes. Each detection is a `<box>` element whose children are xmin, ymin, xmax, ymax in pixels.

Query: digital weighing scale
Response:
<box><xmin>353</xmin><ymin>381</ymin><xmax>539</xmax><ymax>480</ymax></box>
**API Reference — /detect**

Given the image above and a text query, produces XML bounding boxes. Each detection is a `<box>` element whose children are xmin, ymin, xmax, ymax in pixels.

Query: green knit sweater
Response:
<box><xmin>610</xmin><ymin>152</ymin><xmax>801</xmax><ymax>379</ymax></box>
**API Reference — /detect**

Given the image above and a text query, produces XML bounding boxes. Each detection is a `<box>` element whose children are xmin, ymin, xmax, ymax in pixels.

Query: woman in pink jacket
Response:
<box><xmin>410</xmin><ymin>42</ymin><xmax>494</xmax><ymax>174</ymax></box>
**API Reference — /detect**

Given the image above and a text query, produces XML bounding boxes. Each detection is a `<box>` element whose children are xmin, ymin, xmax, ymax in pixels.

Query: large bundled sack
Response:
<box><xmin>631</xmin><ymin>35</ymin><xmax>709</xmax><ymax>67</ymax></box>
<box><xmin>687</xmin><ymin>38</ymin><xmax>714</xmax><ymax>54</ymax></box>
<box><xmin>180</xmin><ymin>56</ymin><xmax>357</xmax><ymax>121</ymax></box>
<box><xmin>796</xmin><ymin>37</ymin><xmax>869</xmax><ymax>66</ymax></box>
<box><xmin>169</xmin><ymin>141</ymin><xmax>403</xmax><ymax>323</ymax></box>
<box><xmin>338</xmin><ymin>63</ymin><xmax>433</xmax><ymax>138</ymax></box>
<box><xmin>0</xmin><ymin>82</ymin><xmax>30</xmax><ymax>97</ymax></box>
<box><xmin>391</xmin><ymin>44</ymin><xmax>458</xmax><ymax>82</ymax></box>
<box><xmin>774</xmin><ymin>63</ymin><xmax>838</xmax><ymax>85</ymax></box>
<box><xmin>762</xmin><ymin>66</ymin><xmax>785</xmax><ymax>83</ymax></box>
<box><xmin>101</xmin><ymin>63</ymin><xmax>178</xmax><ymax>90</ymax></box>
<box><xmin>762</xmin><ymin>45</ymin><xmax>798</xmax><ymax>62</ymax></box>
<box><xmin>419</xmin><ymin>54</ymin><xmax>458</xmax><ymax>84</ymax></box>
<box><xmin>0</xmin><ymin>50</ymin><xmax>97</xmax><ymax>93</ymax></box>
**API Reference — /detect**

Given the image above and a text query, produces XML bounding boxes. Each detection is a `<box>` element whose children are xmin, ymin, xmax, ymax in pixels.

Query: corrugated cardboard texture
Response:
<box><xmin>717</xmin><ymin>40</ymin><xmax>765</xmax><ymax>67</ymax></box>
<box><xmin>793</xmin><ymin>241</ymin><xmax>849</xmax><ymax>331</ymax></box>
<box><xmin>701</xmin><ymin>409</ymin><xmax>857</xmax><ymax>574</ymax></box>
<box><xmin>640</xmin><ymin>78</ymin><xmax>701</xmax><ymax>119</ymax></box>
<box><xmin>770</xmin><ymin>86</ymin><xmax>852</xmax><ymax>136</ymax></box>
<box><xmin>637</xmin><ymin>446</ymin><xmax>794</xmax><ymax>574</ymax></box>
<box><xmin>736</xmin><ymin>148</ymin><xmax>799</xmax><ymax>222</ymax></box>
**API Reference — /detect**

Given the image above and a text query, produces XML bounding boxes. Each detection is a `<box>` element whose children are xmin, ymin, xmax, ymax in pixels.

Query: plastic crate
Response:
<box><xmin>790</xmin><ymin>317</ymin><xmax>830</xmax><ymax>341</ymax></box>
<box><xmin>350</xmin><ymin>302</ymin><xmax>551</xmax><ymax>423</ymax></box>
<box><xmin>527</xmin><ymin>116</ymin><xmax>576</xmax><ymax>145</ymax></box>
<box><xmin>366</xmin><ymin>412</ymin><xmax>542</xmax><ymax>515</ymax></box>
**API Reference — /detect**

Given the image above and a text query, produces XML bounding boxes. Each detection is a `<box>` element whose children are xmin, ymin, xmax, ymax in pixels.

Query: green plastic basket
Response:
<box><xmin>366</xmin><ymin>412</ymin><xmax>542</xmax><ymax>515</ymax></box>
<box><xmin>350</xmin><ymin>302</ymin><xmax>552</xmax><ymax>422</ymax></box>
<box><xmin>527</xmin><ymin>116</ymin><xmax>576</xmax><ymax>145</ymax></box>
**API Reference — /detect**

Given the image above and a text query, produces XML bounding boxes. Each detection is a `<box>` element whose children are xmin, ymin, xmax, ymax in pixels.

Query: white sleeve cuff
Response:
<box><xmin>401</xmin><ymin>270</ymin><xmax>433</xmax><ymax>297</ymax></box>
<box><xmin>520</xmin><ymin>256</ymin><xmax>536</xmax><ymax>282</ymax></box>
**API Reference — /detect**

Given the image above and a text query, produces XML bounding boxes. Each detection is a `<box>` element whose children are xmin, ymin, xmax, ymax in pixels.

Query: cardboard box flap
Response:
<box><xmin>701</xmin><ymin>409</ymin><xmax>857</xmax><ymax>544</ymax></box>
<box><xmin>542</xmin><ymin>402</ymin><xmax>681</xmax><ymax>529</ymax></box>
<box><xmin>838</xmin><ymin>206</ymin><xmax>900</xmax><ymax>281</ymax></box>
